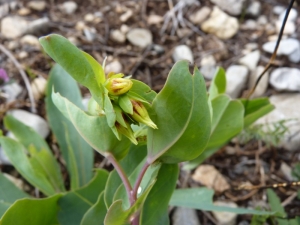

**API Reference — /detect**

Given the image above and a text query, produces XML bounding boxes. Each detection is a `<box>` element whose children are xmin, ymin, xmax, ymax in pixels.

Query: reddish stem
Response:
<box><xmin>132</xmin><ymin>161</ymin><xmax>150</xmax><ymax>201</ymax></box>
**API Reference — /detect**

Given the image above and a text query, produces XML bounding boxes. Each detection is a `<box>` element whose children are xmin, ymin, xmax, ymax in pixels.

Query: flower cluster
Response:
<box><xmin>102</xmin><ymin>72</ymin><xmax>157</xmax><ymax>145</ymax></box>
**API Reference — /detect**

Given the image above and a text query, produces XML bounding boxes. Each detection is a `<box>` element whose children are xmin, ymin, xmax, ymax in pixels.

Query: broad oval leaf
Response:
<box><xmin>147</xmin><ymin>61</ymin><xmax>211</xmax><ymax>164</ymax></box>
<box><xmin>52</xmin><ymin>91</ymin><xmax>131</xmax><ymax>160</ymax></box>
<box><xmin>39</xmin><ymin>34</ymin><xmax>105</xmax><ymax>106</ymax></box>
<box><xmin>0</xmin><ymin>194</ymin><xmax>62</xmax><ymax>225</ymax></box>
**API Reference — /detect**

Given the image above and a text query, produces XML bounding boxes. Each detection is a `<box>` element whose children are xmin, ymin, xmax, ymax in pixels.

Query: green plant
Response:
<box><xmin>0</xmin><ymin>34</ymin><xmax>276</xmax><ymax>225</ymax></box>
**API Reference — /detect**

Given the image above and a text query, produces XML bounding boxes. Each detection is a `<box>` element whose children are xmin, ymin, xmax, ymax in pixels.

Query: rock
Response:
<box><xmin>225</xmin><ymin>65</ymin><xmax>249</xmax><ymax>98</ymax></box>
<box><xmin>84</xmin><ymin>13</ymin><xmax>95</xmax><ymax>22</ymax></box>
<box><xmin>152</xmin><ymin>44</ymin><xmax>165</xmax><ymax>54</ymax></box>
<box><xmin>273</xmin><ymin>6</ymin><xmax>285</xmax><ymax>15</ymax></box>
<box><xmin>269</xmin><ymin>67</ymin><xmax>300</xmax><ymax>92</ymax></box>
<box><xmin>192</xmin><ymin>165</ymin><xmax>230</xmax><ymax>192</ymax></box>
<box><xmin>31</xmin><ymin>77</ymin><xmax>47</xmax><ymax>100</ymax></box>
<box><xmin>1</xmin><ymin>16</ymin><xmax>29</xmax><ymax>38</ymax></box>
<box><xmin>246</xmin><ymin>1</ymin><xmax>261</xmax><ymax>17</ymax></box>
<box><xmin>245</xmin><ymin>43</ymin><xmax>258</xmax><ymax>51</ymax></box>
<box><xmin>238</xmin><ymin>50</ymin><xmax>260</xmax><ymax>71</ymax></box>
<box><xmin>18</xmin><ymin>7</ymin><xmax>31</xmax><ymax>16</ymax></box>
<box><xmin>7</xmin><ymin>109</ymin><xmax>50</xmax><ymax>139</ymax></box>
<box><xmin>275</xmin><ymin>20</ymin><xmax>296</xmax><ymax>35</ymax></box>
<box><xmin>280</xmin><ymin>162</ymin><xmax>293</xmax><ymax>181</ymax></box>
<box><xmin>248</xmin><ymin>66</ymin><xmax>269</xmax><ymax>98</ymax></box>
<box><xmin>212</xmin><ymin>201</ymin><xmax>238</xmax><ymax>225</ymax></box>
<box><xmin>27</xmin><ymin>1</ymin><xmax>47</xmax><ymax>11</ymax></box>
<box><xmin>256</xmin><ymin>93</ymin><xmax>300</xmax><ymax>151</ymax></box>
<box><xmin>110</xmin><ymin>29</ymin><xmax>126</xmax><ymax>43</ymax></box>
<box><xmin>209</xmin><ymin>0</ymin><xmax>245</xmax><ymax>15</ymax></box>
<box><xmin>172</xmin><ymin>45</ymin><xmax>194</xmax><ymax>63</ymax></box>
<box><xmin>59</xmin><ymin>1</ymin><xmax>77</xmax><ymax>14</ymax></box>
<box><xmin>265</xmin><ymin>23</ymin><xmax>276</xmax><ymax>35</ymax></box>
<box><xmin>0</xmin><ymin>148</ymin><xmax>12</xmax><ymax>165</ymax></box>
<box><xmin>257</xmin><ymin>15</ymin><xmax>268</xmax><ymax>25</ymax></box>
<box><xmin>83</xmin><ymin>27</ymin><xmax>97</xmax><ymax>42</ymax></box>
<box><xmin>105</xmin><ymin>60</ymin><xmax>123</xmax><ymax>74</ymax></box>
<box><xmin>126</xmin><ymin>28</ymin><xmax>152</xmax><ymax>48</ymax></box>
<box><xmin>241</xmin><ymin>19</ymin><xmax>258</xmax><ymax>30</ymax></box>
<box><xmin>20</xmin><ymin>35</ymin><xmax>40</xmax><ymax>48</ymax></box>
<box><xmin>176</xmin><ymin>28</ymin><xmax>192</xmax><ymax>38</ymax></box>
<box><xmin>173</xmin><ymin>207</ymin><xmax>200</xmax><ymax>225</ymax></box>
<box><xmin>189</xmin><ymin>6</ymin><xmax>211</xmax><ymax>25</ymax></box>
<box><xmin>262</xmin><ymin>39</ymin><xmax>300</xmax><ymax>62</ymax></box>
<box><xmin>120</xmin><ymin>24</ymin><xmax>129</xmax><ymax>34</ymax></box>
<box><xmin>2</xmin><ymin>82</ymin><xmax>23</xmax><ymax>102</ymax></box>
<box><xmin>120</xmin><ymin>9</ymin><xmax>133</xmax><ymax>22</ymax></box>
<box><xmin>201</xmin><ymin>7</ymin><xmax>239</xmax><ymax>40</ymax></box>
<box><xmin>68</xmin><ymin>36</ymin><xmax>79</xmax><ymax>46</ymax></box>
<box><xmin>278</xmin><ymin>8</ymin><xmax>297</xmax><ymax>22</ymax></box>
<box><xmin>18</xmin><ymin>51</ymin><xmax>28</xmax><ymax>59</ymax></box>
<box><xmin>75</xmin><ymin>21</ymin><xmax>86</xmax><ymax>31</ymax></box>
<box><xmin>147</xmin><ymin>14</ymin><xmax>163</xmax><ymax>25</ymax></box>
<box><xmin>26</xmin><ymin>17</ymin><xmax>50</xmax><ymax>34</ymax></box>
<box><xmin>200</xmin><ymin>55</ymin><xmax>217</xmax><ymax>80</ymax></box>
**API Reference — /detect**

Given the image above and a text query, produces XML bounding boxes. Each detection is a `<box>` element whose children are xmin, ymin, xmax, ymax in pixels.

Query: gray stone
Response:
<box><xmin>256</xmin><ymin>93</ymin><xmax>300</xmax><ymax>151</ymax></box>
<box><xmin>59</xmin><ymin>1</ymin><xmax>77</xmax><ymax>14</ymax></box>
<box><xmin>2</xmin><ymin>82</ymin><xmax>23</xmax><ymax>102</ymax></box>
<box><xmin>173</xmin><ymin>207</ymin><xmax>200</xmax><ymax>225</ymax></box>
<box><xmin>279</xmin><ymin>8</ymin><xmax>297</xmax><ymax>22</ymax></box>
<box><xmin>20</xmin><ymin>34</ymin><xmax>40</xmax><ymax>48</ymax></box>
<box><xmin>110</xmin><ymin>29</ymin><xmax>126</xmax><ymax>43</ymax></box>
<box><xmin>18</xmin><ymin>7</ymin><xmax>31</xmax><ymax>16</ymax></box>
<box><xmin>226</xmin><ymin>65</ymin><xmax>249</xmax><ymax>98</ymax></box>
<box><xmin>84</xmin><ymin>13</ymin><xmax>95</xmax><ymax>22</ymax></box>
<box><xmin>288</xmin><ymin>45</ymin><xmax>300</xmax><ymax>63</ymax></box>
<box><xmin>212</xmin><ymin>201</ymin><xmax>238</xmax><ymax>225</ymax></box>
<box><xmin>26</xmin><ymin>17</ymin><xmax>50</xmax><ymax>34</ymax></box>
<box><xmin>210</xmin><ymin>0</ymin><xmax>245</xmax><ymax>15</ymax></box>
<box><xmin>200</xmin><ymin>55</ymin><xmax>217</xmax><ymax>80</ymax></box>
<box><xmin>31</xmin><ymin>77</ymin><xmax>47</xmax><ymax>100</ymax></box>
<box><xmin>201</xmin><ymin>7</ymin><xmax>239</xmax><ymax>40</ymax></box>
<box><xmin>241</xmin><ymin>19</ymin><xmax>258</xmax><ymax>30</ymax></box>
<box><xmin>238</xmin><ymin>50</ymin><xmax>260</xmax><ymax>71</ymax></box>
<box><xmin>189</xmin><ymin>6</ymin><xmax>211</xmax><ymax>25</ymax></box>
<box><xmin>7</xmin><ymin>109</ymin><xmax>50</xmax><ymax>139</ymax></box>
<box><xmin>246</xmin><ymin>1</ymin><xmax>261</xmax><ymax>17</ymax></box>
<box><xmin>172</xmin><ymin>45</ymin><xmax>194</xmax><ymax>63</ymax></box>
<box><xmin>27</xmin><ymin>1</ymin><xmax>47</xmax><ymax>11</ymax></box>
<box><xmin>248</xmin><ymin>66</ymin><xmax>269</xmax><ymax>98</ymax></box>
<box><xmin>275</xmin><ymin>20</ymin><xmax>296</xmax><ymax>35</ymax></box>
<box><xmin>147</xmin><ymin>14</ymin><xmax>163</xmax><ymax>25</ymax></box>
<box><xmin>273</xmin><ymin>6</ymin><xmax>285</xmax><ymax>15</ymax></box>
<box><xmin>1</xmin><ymin>16</ymin><xmax>29</xmax><ymax>38</ymax></box>
<box><xmin>120</xmin><ymin>9</ymin><xmax>133</xmax><ymax>22</ymax></box>
<box><xmin>126</xmin><ymin>28</ymin><xmax>152</xmax><ymax>48</ymax></box>
<box><xmin>83</xmin><ymin>27</ymin><xmax>97</xmax><ymax>42</ymax></box>
<box><xmin>280</xmin><ymin>162</ymin><xmax>293</xmax><ymax>181</ymax></box>
<box><xmin>105</xmin><ymin>60</ymin><xmax>123</xmax><ymax>74</ymax></box>
<box><xmin>262</xmin><ymin>39</ymin><xmax>300</xmax><ymax>58</ymax></box>
<box><xmin>270</xmin><ymin>67</ymin><xmax>300</xmax><ymax>92</ymax></box>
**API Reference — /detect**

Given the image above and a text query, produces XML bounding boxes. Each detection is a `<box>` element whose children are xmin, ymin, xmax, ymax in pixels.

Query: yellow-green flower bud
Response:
<box><xmin>105</xmin><ymin>78</ymin><xmax>133</xmax><ymax>96</ymax></box>
<box><xmin>115</xmin><ymin>121</ymin><xmax>138</xmax><ymax>145</ymax></box>
<box><xmin>131</xmin><ymin>100</ymin><xmax>158</xmax><ymax>129</ymax></box>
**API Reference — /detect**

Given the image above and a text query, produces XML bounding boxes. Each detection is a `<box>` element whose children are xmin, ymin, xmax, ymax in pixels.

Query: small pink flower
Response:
<box><xmin>0</xmin><ymin>68</ymin><xmax>9</xmax><ymax>83</ymax></box>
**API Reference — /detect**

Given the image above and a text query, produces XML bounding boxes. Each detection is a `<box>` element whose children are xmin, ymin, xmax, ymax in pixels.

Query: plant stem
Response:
<box><xmin>106</xmin><ymin>153</ymin><xmax>134</xmax><ymax>205</ymax></box>
<box><xmin>132</xmin><ymin>161</ymin><xmax>150</xmax><ymax>201</ymax></box>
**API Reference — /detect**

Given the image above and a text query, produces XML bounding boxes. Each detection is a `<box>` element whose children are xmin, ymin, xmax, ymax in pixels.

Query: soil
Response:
<box><xmin>0</xmin><ymin>0</ymin><xmax>300</xmax><ymax>224</ymax></box>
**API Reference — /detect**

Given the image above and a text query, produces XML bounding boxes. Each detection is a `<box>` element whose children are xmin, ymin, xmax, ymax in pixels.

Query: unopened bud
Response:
<box><xmin>131</xmin><ymin>100</ymin><xmax>158</xmax><ymax>129</ymax></box>
<box><xmin>105</xmin><ymin>78</ymin><xmax>133</xmax><ymax>95</ymax></box>
<box><xmin>115</xmin><ymin>121</ymin><xmax>138</xmax><ymax>145</ymax></box>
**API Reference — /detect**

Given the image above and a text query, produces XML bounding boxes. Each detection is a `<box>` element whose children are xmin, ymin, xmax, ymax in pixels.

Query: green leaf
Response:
<box><xmin>170</xmin><ymin>188</ymin><xmax>276</xmax><ymax>215</ymax></box>
<box><xmin>0</xmin><ymin>194</ymin><xmax>62</xmax><ymax>225</ymax></box>
<box><xmin>267</xmin><ymin>189</ymin><xmax>288</xmax><ymax>225</ymax></box>
<box><xmin>3</xmin><ymin>115</ymin><xmax>65</xmax><ymax>192</ymax></box>
<box><xmin>250</xmin><ymin>208</ymin><xmax>270</xmax><ymax>225</ymax></box>
<box><xmin>80</xmin><ymin>193</ymin><xmax>106</xmax><ymax>225</ymax></box>
<box><xmin>104</xmin><ymin>181</ymin><xmax>155</xmax><ymax>225</ymax></box>
<box><xmin>208</xmin><ymin>67</ymin><xmax>226</xmax><ymax>101</ymax></box>
<box><xmin>46</xmin><ymin>64</ymin><xmax>94</xmax><ymax>189</ymax></box>
<box><xmin>0</xmin><ymin>173</ymin><xmax>30</xmax><ymax>217</ymax></box>
<box><xmin>240</xmin><ymin>98</ymin><xmax>275</xmax><ymax>128</ymax></box>
<box><xmin>104</xmin><ymin>145</ymin><xmax>147</xmax><ymax>209</ymax></box>
<box><xmin>129</xmin><ymin>80</ymin><xmax>157</xmax><ymax>103</ymax></box>
<box><xmin>141</xmin><ymin>164</ymin><xmax>179</xmax><ymax>225</ymax></box>
<box><xmin>147</xmin><ymin>61</ymin><xmax>211</xmax><ymax>164</ymax></box>
<box><xmin>57</xmin><ymin>169</ymin><xmax>109</xmax><ymax>225</ymax></box>
<box><xmin>207</xmin><ymin>94</ymin><xmax>244</xmax><ymax>149</ymax></box>
<box><xmin>119</xmin><ymin>95</ymin><xmax>133</xmax><ymax>115</ymax></box>
<box><xmin>39</xmin><ymin>34</ymin><xmax>104</xmax><ymax>106</ymax></box>
<box><xmin>0</xmin><ymin>137</ymin><xmax>56</xmax><ymax>196</ymax></box>
<box><xmin>51</xmin><ymin>91</ymin><xmax>131</xmax><ymax>160</ymax></box>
